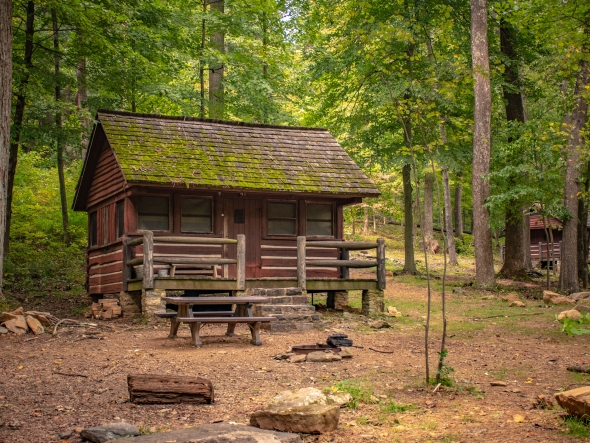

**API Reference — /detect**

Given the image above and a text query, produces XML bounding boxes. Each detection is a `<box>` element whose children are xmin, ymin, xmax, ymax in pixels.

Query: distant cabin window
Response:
<box><xmin>181</xmin><ymin>198</ymin><xmax>212</xmax><ymax>233</ymax></box>
<box><xmin>307</xmin><ymin>204</ymin><xmax>333</xmax><ymax>236</ymax></box>
<box><xmin>103</xmin><ymin>206</ymin><xmax>109</xmax><ymax>245</ymax></box>
<box><xmin>116</xmin><ymin>201</ymin><xmax>124</xmax><ymax>239</ymax></box>
<box><xmin>89</xmin><ymin>212</ymin><xmax>97</xmax><ymax>246</ymax></box>
<box><xmin>268</xmin><ymin>202</ymin><xmax>297</xmax><ymax>236</ymax></box>
<box><xmin>137</xmin><ymin>196</ymin><xmax>169</xmax><ymax>231</ymax></box>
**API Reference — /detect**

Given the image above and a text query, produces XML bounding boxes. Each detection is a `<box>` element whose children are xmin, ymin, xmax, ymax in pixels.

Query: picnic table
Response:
<box><xmin>158</xmin><ymin>296</ymin><xmax>274</xmax><ymax>347</ymax></box>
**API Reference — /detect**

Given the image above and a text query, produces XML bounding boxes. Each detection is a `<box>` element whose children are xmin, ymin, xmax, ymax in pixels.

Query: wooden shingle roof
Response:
<box><xmin>94</xmin><ymin>110</ymin><xmax>377</xmax><ymax>195</ymax></box>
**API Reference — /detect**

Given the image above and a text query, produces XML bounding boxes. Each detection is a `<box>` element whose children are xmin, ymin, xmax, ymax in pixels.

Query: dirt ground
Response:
<box><xmin>1</xmin><ymin>276</ymin><xmax>589</xmax><ymax>443</ymax></box>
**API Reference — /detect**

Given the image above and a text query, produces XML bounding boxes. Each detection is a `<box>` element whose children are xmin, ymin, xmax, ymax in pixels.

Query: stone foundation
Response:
<box><xmin>334</xmin><ymin>291</ymin><xmax>349</xmax><ymax>310</ymax></box>
<box><xmin>119</xmin><ymin>291</ymin><xmax>142</xmax><ymax>317</ymax></box>
<box><xmin>142</xmin><ymin>289</ymin><xmax>166</xmax><ymax>321</ymax></box>
<box><xmin>362</xmin><ymin>289</ymin><xmax>384</xmax><ymax>315</ymax></box>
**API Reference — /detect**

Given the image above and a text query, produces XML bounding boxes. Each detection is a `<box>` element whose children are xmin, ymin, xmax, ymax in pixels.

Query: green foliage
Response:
<box><xmin>333</xmin><ymin>378</ymin><xmax>376</xmax><ymax>409</ymax></box>
<box><xmin>454</xmin><ymin>234</ymin><xmax>474</xmax><ymax>256</ymax></box>
<box><xmin>559</xmin><ymin>313</ymin><xmax>590</xmax><ymax>337</ymax></box>
<box><xmin>563</xmin><ymin>416</ymin><xmax>590</xmax><ymax>439</ymax></box>
<box><xmin>380</xmin><ymin>399</ymin><xmax>415</xmax><ymax>414</ymax></box>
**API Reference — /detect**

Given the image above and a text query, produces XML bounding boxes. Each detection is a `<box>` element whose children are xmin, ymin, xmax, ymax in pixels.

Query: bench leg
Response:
<box><xmin>250</xmin><ymin>322</ymin><xmax>262</xmax><ymax>346</ymax></box>
<box><xmin>226</xmin><ymin>322</ymin><xmax>236</xmax><ymax>337</ymax></box>
<box><xmin>168</xmin><ymin>317</ymin><xmax>180</xmax><ymax>338</ymax></box>
<box><xmin>189</xmin><ymin>322</ymin><xmax>203</xmax><ymax>347</ymax></box>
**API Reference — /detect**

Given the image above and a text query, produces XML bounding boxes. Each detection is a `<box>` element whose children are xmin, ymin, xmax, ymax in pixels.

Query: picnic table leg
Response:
<box><xmin>250</xmin><ymin>321</ymin><xmax>262</xmax><ymax>346</ymax></box>
<box><xmin>168</xmin><ymin>316</ymin><xmax>180</xmax><ymax>338</ymax></box>
<box><xmin>226</xmin><ymin>304</ymin><xmax>243</xmax><ymax>336</ymax></box>
<box><xmin>189</xmin><ymin>322</ymin><xmax>203</xmax><ymax>347</ymax></box>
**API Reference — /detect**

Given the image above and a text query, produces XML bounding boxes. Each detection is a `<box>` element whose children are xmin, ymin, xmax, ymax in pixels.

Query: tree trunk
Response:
<box><xmin>403</xmin><ymin>163</ymin><xmax>417</xmax><ymax>273</ymax></box>
<box><xmin>498</xmin><ymin>20</ymin><xmax>527</xmax><ymax>278</ymax></box>
<box><xmin>523</xmin><ymin>211</ymin><xmax>532</xmax><ymax>269</ymax></box>
<box><xmin>52</xmin><ymin>9</ymin><xmax>70</xmax><ymax>246</ymax></box>
<box><xmin>443</xmin><ymin>168</ymin><xmax>458</xmax><ymax>265</ymax></box>
<box><xmin>453</xmin><ymin>184</ymin><xmax>463</xmax><ymax>239</ymax></box>
<box><xmin>208</xmin><ymin>0</ymin><xmax>224</xmax><ymax>119</ymax></box>
<box><xmin>423</xmin><ymin>173</ymin><xmax>434</xmax><ymax>249</ymax></box>
<box><xmin>199</xmin><ymin>0</ymin><xmax>206</xmax><ymax>119</ymax></box>
<box><xmin>470</xmin><ymin>0</ymin><xmax>496</xmax><ymax>288</ymax></box>
<box><xmin>5</xmin><ymin>0</ymin><xmax>34</xmax><ymax>254</ymax></box>
<box><xmin>0</xmin><ymin>0</ymin><xmax>12</xmax><ymax>299</ymax></box>
<box><xmin>363</xmin><ymin>205</ymin><xmax>369</xmax><ymax>233</ymax></box>
<box><xmin>560</xmin><ymin>59</ymin><xmax>588</xmax><ymax>294</ymax></box>
<box><xmin>578</xmin><ymin>164</ymin><xmax>590</xmax><ymax>289</ymax></box>
<box><xmin>128</xmin><ymin>374</ymin><xmax>214</xmax><ymax>404</ymax></box>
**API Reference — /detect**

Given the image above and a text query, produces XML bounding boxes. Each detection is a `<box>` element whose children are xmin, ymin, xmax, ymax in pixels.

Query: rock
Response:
<box><xmin>74</xmin><ymin>427</ymin><xmax>84</xmax><ymax>434</ymax></box>
<box><xmin>501</xmin><ymin>293</ymin><xmax>520</xmax><ymax>302</ymax></box>
<box><xmin>59</xmin><ymin>430</ymin><xmax>73</xmax><ymax>439</ymax></box>
<box><xmin>268</xmin><ymin>387</ymin><xmax>329</xmax><ymax>408</ymax></box>
<box><xmin>250</xmin><ymin>403</ymin><xmax>340</xmax><ymax>434</ymax></box>
<box><xmin>509</xmin><ymin>301</ymin><xmax>526</xmax><ymax>308</ymax></box>
<box><xmin>326</xmin><ymin>392</ymin><xmax>352</xmax><ymax>407</ymax></box>
<box><xmin>575</xmin><ymin>304</ymin><xmax>590</xmax><ymax>313</ymax></box>
<box><xmin>543</xmin><ymin>290</ymin><xmax>574</xmax><ymax>305</ymax></box>
<box><xmin>275</xmin><ymin>353</ymin><xmax>294</xmax><ymax>360</ymax></box>
<box><xmin>490</xmin><ymin>381</ymin><xmax>507</xmax><ymax>386</ymax></box>
<box><xmin>79</xmin><ymin>422</ymin><xmax>140</xmax><ymax>442</ymax></box>
<box><xmin>452</xmin><ymin>287</ymin><xmax>465</xmax><ymax>294</ymax></box>
<box><xmin>554</xmin><ymin>386</ymin><xmax>590</xmax><ymax>419</ymax></box>
<box><xmin>25</xmin><ymin>312</ymin><xmax>52</xmax><ymax>326</ymax></box>
<box><xmin>3</xmin><ymin>316</ymin><xmax>28</xmax><ymax>335</ymax></box>
<box><xmin>9</xmin><ymin>307</ymin><xmax>24</xmax><ymax>316</ymax></box>
<box><xmin>0</xmin><ymin>312</ymin><xmax>17</xmax><ymax>323</ymax></box>
<box><xmin>128</xmin><ymin>423</ymin><xmax>301</xmax><ymax>442</ymax></box>
<box><xmin>306</xmin><ymin>351</ymin><xmax>342</xmax><ymax>363</ymax></box>
<box><xmin>387</xmin><ymin>306</ymin><xmax>402</xmax><ymax>317</ymax></box>
<box><xmin>571</xmin><ymin>292</ymin><xmax>590</xmax><ymax>301</ymax></box>
<box><xmin>289</xmin><ymin>354</ymin><xmax>307</xmax><ymax>363</ymax></box>
<box><xmin>339</xmin><ymin>348</ymin><xmax>353</xmax><ymax>359</ymax></box>
<box><xmin>0</xmin><ymin>326</ymin><xmax>8</xmax><ymax>334</ymax></box>
<box><xmin>557</xmin><ymin>310</ymin><xmax>582</xmax><ymax>321</ymax></box>
<box><xmin>368</xmin><ymin>320</ymin><xmax>390</xmax><ymax>329</ymax></box>
<box><xmin>25</xmin><ymin>316</ymin><xmax>45</xmax><ymax>335</ymax></box>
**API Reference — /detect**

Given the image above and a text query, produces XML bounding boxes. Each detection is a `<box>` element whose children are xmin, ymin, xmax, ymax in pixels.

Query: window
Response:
<box><xmin>307</xmin><ymin>204</ymin><xmax>333</xmax><ymax>236</ymax></box>
<box><xmin>102</xmin><ymin>206</ymin><xmax>109</xmax><ymax>245</ymax></box>
<box><xmin>268</xmin><ymin>202</ymin><xmax>297</xmax><ymax>235</ymax></box>
<box><xmin>137</xmin><ymin>196</ymin><xmax>169</xmax><ymax>231</ymax></box>
<box><xmin>116</xmin><ymin>201</ymin><xmax>124</xmax><ymax>239</ymax></box>
<box><xmin>181</xmin><ymin>198</ymin><xmax>212</xmax><ymax>233</ymax></box>
<box><xmin>89</xmin><ymin>212</ymin><xmax>97</xmax><ymax>246</ymax></box>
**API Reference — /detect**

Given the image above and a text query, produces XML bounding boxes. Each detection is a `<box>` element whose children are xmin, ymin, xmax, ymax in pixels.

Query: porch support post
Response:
<box><xmin>143</xmin><ymin>231</ymin><xmax>154</xmax><ymax>289</ymax></box>
<box><xmin>297</xmin><ymin>236</ymin><xmax>306</xmax><ymax>291</ymax></box>
<box><xmin>236</xmin><ymin>234</ymin><xmax>246</xmax><ymax>291</ymax></box>
<box><xmin>377</xmin><ymin>238</ymin><xmax>386</xmax><ymax>290</ymax></box>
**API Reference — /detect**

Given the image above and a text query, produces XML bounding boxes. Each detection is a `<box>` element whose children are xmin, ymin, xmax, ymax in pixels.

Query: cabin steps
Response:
<box><xmin>241</xmin><ymin>287</ymin><xmax>326</xmax><ymax>332</ymax></box>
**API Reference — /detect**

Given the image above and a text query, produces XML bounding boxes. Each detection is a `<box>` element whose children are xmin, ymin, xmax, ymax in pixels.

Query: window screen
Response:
<box><xmin>307</xmin><ymin>204</ymin><xmax>333</xmax><ymax>236</ymax></box>
<box><xmin>89</xmin><ymin>212</ymin><xmax>97</xmax><ymax>246</ymax></box>
<box><xmin>181</xmin><ymin>198</ymin><xmax>212</xmax><ymax>233</ymax></box>
<box><xmin>116</xmin><ymin>201</ymin><xmax>124</xmax><ymax>239</ymax></box>
<box><xmin>137</xmin><ymin>196</ymin><xmax>169</xmax><ymax>231</ymax></box>
<box><xmin>268</xmin><ymin>202</ymin><xmax>297</xmax><ymax>235</ymax></box>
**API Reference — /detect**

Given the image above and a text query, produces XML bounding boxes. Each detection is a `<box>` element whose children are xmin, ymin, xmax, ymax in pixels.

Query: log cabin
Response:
<box><xmin>73</xmin><ymin>110</ymin><xmax>385</xmax><ymax>319</ymax></box>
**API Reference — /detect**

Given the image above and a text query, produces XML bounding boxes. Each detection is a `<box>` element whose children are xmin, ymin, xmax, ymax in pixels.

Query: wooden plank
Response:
<box><xmin>306</xmin><ymin>260</ymin><xmax>377</xmax><ymax>268</ymax></box>
<box><xmin>162</xmin><ymin>296</ymin><xmax>266</xmax><ymax>304</ymax></box>
<box><xmin>340</xmin><ymin>248</ymin><xmax>350</xmax><ymax>279</ymax></box>
<box><xmin>88</xmin><ymin>250</ymin><xmax>123</xmax><ymax>266</ymax></box>
<box><xmin>122</xmin><ymin>237</ymin><xmax>130</xmax><ymax>291</ymax></box>
<box><xmin>127</xmin><ymin>374</ymin><xmax>213</xmax><ymax>405</ymax></box>
<box><xmin>128</xmin><ymin>237</ymin><xmax>144</xmax><ymax>247</ymax></box>
<box><xmin>236</xmin><ymin>234</ymin><xmax>246</xmax><ymax>290</ymax></box>
<box><xmin>297</xmin><ymin>236</ymin><xmax>306</xmax><ymax>291</ymax></box>
<box><xmin>377</xmin><ymin>238</ymin><xmax>386</xmax><ymax>290</ymax></box>
<box><xmin>143</xmin><ymin>231</ymin><xmax>154</xmax><ymax>289</ymax></box>
<box><xmin>153</xmin><ymin>236</ymin><xmax>237</xmax><ymax>245</ymax></box>
<box><xmin>306</xmin><ymin>241</ymin><xmax>377</xmax><ymax>250</ymax></box>
<box><xmin>153</xmin><ymin>257</ymin><xmax>237</xmax><ymax>265</ymax></box>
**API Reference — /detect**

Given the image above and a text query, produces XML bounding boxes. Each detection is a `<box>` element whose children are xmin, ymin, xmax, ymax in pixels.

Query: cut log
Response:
<box><xmin>127</xmin><ymin>374</ymin><xmax>214</xmax><ymax>404</ymax></box>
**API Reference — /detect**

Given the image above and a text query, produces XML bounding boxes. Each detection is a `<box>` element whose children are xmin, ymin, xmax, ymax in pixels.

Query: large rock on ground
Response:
<box><xmin>306</xmin><ymin>351</ymin><xmax>342</xmax><ymax>363</ymax></box>
<box><xmin>126</xmin><ymin>423</ymin><xmax>301</xmax><ymax>442</ymax></box>
<box><xmin>267</xmin><ymin>387</ymin><xmax>351</xmax><ymax>408</ymax></box>
<box><xmin>557</xmin><ymin>310</ymin><xmax>582</xmax><ymax>321</ymax></box>
<box><xmin>250</xmin><ymin>404</ymin><xmax>340</xmax><ymax>434</ymax></box>
<box><xmin>80</xmin><ymin>422</ymin><xmax>140</xmax><ymax>442</ymax></box>
<box><xmin>3</xmin><ymin>316</ymin><xmax>29</xmax><ymax>334</ymax></box>
<box><xmin>571</xmin><ymin>292</ymin><xmax>590</xmax><ymax>302</ymax></box>
<box><xmin>25</xmin><ymin>315</ymin><xmax>45</xmax><ymax>335</ymax></box>
<box><xmin>0</xmin><ymin>312</ymin><xmax>17</xmax><ymax>323</ymax></box>
<box><xmin>554</xmin><ymin>387</ymin><xmax>590</xmax><ymax>419</ymax></box>
<box><xmin>543</xmin><ymin>290</ymin><xmax>574</xmax><ymax>305</ymax></box>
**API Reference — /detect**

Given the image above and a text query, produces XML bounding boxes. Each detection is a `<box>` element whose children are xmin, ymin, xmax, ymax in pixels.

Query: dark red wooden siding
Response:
<box><xmin>87</xmin><ymin>147</ymin><xmax>126</xmax><ymax>209</ymax></box>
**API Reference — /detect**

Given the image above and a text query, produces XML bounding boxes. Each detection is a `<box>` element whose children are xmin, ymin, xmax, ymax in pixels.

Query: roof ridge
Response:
<box><xmin>96</xmin><ymin>109</ymin><xmax>329</xmax><ymax>132</ymax></box>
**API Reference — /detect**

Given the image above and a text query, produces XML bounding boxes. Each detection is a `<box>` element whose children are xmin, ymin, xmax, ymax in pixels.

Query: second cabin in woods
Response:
<box><xmin>73</xmin><ymin>110</ymin><xmax>385</xmax><ymax>318</ymax></box>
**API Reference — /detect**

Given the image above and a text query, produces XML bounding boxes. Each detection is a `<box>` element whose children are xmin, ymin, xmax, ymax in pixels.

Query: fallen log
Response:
<box><xmin>127</xmin><ymin>374</ymin><xmax>214</xmax><ymax>404</ymax></box>
<box><xmin>567</xmin><ymin>366</ymin><xmax>590</xmax><ymax>374</ymax></box>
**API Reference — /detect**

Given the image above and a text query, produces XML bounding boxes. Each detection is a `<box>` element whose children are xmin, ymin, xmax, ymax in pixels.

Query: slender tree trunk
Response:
<box><xmin>5</xmin><ymin>0</ymin><xmax>34</xmax><ymax>254</ymax></box>
<box><xmin>423</xmin><ymin>173</ymin><xmax>434</xmax><ymax>250</ymax></box>
<box><xmin>403</xmin><ymin>163</ymin><xmax>417</xmax><ymax>273</ymax></box>
<box><xmin>560</xmin><ymin>59</ymin><xmax>589</xmax><ymax>294</ymax></box>
<box><xmin>351</xmin><ymin>207</ymin><xmax>356</xmax><ymax>235</ymax></box>
<box><xmin>578</xmin><ymin>164</ymin><xmax>590</xmax><ymax>289</ymax></box>
<box><xmin>199</xmin><ymin>0</ymin><xmax>206</xmax><ymax>119</ymax></box>
<box><xmin>453</xmin><ymin>184</ymin><xmax>463</xmax><ymax>239</ymax></box>
<box><xmin>363</xmin><ymin>205</ymin><xmax>369</xmax><ymax>233</ymax></box>
<box><xmin>0</xmin><ymin>0</ymin><xmax>12</xmax><ymax>299</ymax></box>
<box><xmin>470</xmin><ymin>0</ymin><xmax>496</xmax><ymax>288</ymax></box>
<box><xmin>523</xmin><ymin>211</ymin><xmax>532</xmax><ymax>269</ymax></box>
<box><xmin>443</xmin><ymin>168</ymin><xmax>458</xmax><ymax>265</ymax></box>
<box><xmin>52</xmin><ymin>9</ymin><xmax>70</xmax><ymax>246</ymax></box>
<box><xmin>209</xmin><ymin>0</ymin><xmax>224</xmax><ymax>119</ymax></box>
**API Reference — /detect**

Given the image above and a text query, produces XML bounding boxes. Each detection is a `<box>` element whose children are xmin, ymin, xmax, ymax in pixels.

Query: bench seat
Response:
<box><xmin>156</xmin><ymin>311</ymin><xmax>235</xmax><ymax>318</ymax></box>
<box><xmin>175</xmin><ymin>316</ymin><xmax>274</xmax><ymax>323</ymax></box>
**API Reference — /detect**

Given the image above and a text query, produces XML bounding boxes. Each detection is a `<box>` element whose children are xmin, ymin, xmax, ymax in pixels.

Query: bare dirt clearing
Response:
<box><xmin>1</xmin><ymin>277</ymin><xmax>589</xmax><ymax>443</ymax></box>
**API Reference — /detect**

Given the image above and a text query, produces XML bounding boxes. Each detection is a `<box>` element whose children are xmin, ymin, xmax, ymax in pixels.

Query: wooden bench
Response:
<box><xmin>175</xmin><ymin>316</ymin><xmax>275</xmax><ymax>346</ymax></box>
<box><xmin>155</xmin><ymin>310</ymin><xmax>235</xmax><ymax>339</ymax></box>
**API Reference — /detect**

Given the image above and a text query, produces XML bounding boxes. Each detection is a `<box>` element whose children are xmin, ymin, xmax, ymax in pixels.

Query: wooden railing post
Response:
<box><xmin>122</xmin><ymin>237</ymin><xmax>130</xmax><ymax>291</ymax></box>
<box><xmin>340</xmin><ymin>248</ymin><xmax>349</xmax><ymax>279</ymax></box>
<box><xmin>143</xmin><ymin>231</ymin><xmax>154</xmax><ymax>289</ymax></box>
<box><xmin>236</xmin><ymin>234</ymin><xmax>246</xmax><ymax>291</ymax></box>
<box><xmin>297</xmin><ymin>236</ymin><xmax>306</xmax><ymax>291</ymax></box>
<box><xmin>377</xmin><ymin>238</ymin><xmax>386</xmax><ymax>290</ymax></box>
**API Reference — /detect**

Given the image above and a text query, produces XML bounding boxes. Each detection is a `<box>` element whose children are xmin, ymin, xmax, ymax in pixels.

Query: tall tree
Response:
<box><xmin>443</xmin><ymin>168</ymin><xmax>458</xmax><ymax>265</ymax></box>
<box><xmin>403</xmin><ymin>163</ymin><xmax>417</xmax><ymax>273</ymax></box>
<box><xmin>454</xmin><ymin>184</ymin><xmax>463</xmax><ymax>239</ymax></box>
<box><xmin>578</xmin><ymin>165</ymin><xmax>589</xmax><ymax>288</ymax></box>
<box><xmin>209</xmin><ymin>0</ymin><xmax>225</xmax><ymax>119</ymax></box>
<box><xmin>423</xmin><ymin>172</ymin><xmax>435</xmax><ymax>251</ymax></box>
<box><xmin>470</xmin><ymin>0</ymin><xmax>495</xmax><ymax>288</ymax></box>
<box><xmin>0</xmin><ymin>0</ymin><xmax>12</xmax><ymax>299</ymax></box>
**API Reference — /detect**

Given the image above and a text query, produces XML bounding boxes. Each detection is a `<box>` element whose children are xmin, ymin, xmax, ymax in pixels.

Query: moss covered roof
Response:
<box><xmin>96</xmin><ymin>110</ymin><xmax>379</xmax><ymax>196</ymax></box>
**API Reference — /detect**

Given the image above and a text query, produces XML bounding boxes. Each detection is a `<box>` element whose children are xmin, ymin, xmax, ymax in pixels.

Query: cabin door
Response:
<box><xmin>225</xmin><ymin>197</ymin><xmax>262</xmax><ymax>278</ymax></box>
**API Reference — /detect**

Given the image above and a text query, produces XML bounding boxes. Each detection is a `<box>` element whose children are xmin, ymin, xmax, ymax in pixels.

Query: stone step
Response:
<box><xmin>259</xmin><ymin>296</ymin><xmax>309</xmax><ymax>305</ymax></box>
<box><xmin>245</xmin><ymin>288</ymin><xmax>303</xmax><ymax>297</ymax></box>
<box><xmin>262</xmin><ymin>321</ymin><xmax>327</xmax><ymax>332</ymax></box>
<box><xmin>255</xmin><ymin>305</ymin><xmax>316</xmax><ymax>315</ymax></box>
<box><xmin>267</xmin><ymin>313</ymin><xmax>322</xmax><ymax>322</ymax></box>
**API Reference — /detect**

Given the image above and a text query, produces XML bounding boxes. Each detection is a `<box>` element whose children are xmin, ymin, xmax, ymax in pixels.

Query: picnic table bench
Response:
<box><xmin>157</xmin><ymin>296</ymin><xmax>274</xmax><ymax>347</ymax></box>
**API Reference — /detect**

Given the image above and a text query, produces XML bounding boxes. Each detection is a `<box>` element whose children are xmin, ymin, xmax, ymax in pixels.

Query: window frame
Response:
<box><xmin>180</xmin><ymin>196</ymin><xmax>214</xmax><ymax>234</ymax></box>
<box><xmin>102</xmin><ymin>205</ymin><xmax>110</xmax><ymax>245</ymax></box>
<box><xmin>305</xmin><ymin>201</ymin><xmax>335</xmax><ymax>238</ymax></box>
<box><xmin>266</xmin><ymin>199</ymin><xmax>298</xmax><ymax>237</ymax></box>
<box><xmin>116</xmin><ymin>200</ymin><xmax>125</xmax><ymax>239</ymax></box>
<box><xmin>88</xmin><ymin>211</ymin><xmax>98</xmax><ymax>247</ymax></box>
<box><xmin>136</xmin><ymin>195</ymin><xmax>172</xmax><ymax>233</ymax></box>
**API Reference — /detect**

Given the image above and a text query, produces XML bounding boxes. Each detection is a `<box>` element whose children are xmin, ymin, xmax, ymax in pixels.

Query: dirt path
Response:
<box><xmin>1</xmin><ymin>279</ymin><xmax>589</xmax><ymax>442</ymax></box>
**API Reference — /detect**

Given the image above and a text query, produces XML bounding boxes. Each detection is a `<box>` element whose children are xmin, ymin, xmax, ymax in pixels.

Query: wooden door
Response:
<box><xmin>225</xmin><ymin>197</ymin><xmax>262</xmax><ymax>278</ymax></box>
